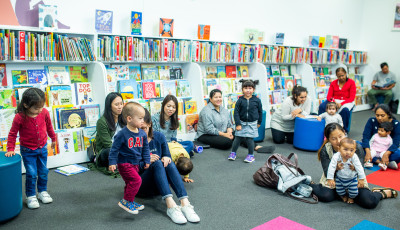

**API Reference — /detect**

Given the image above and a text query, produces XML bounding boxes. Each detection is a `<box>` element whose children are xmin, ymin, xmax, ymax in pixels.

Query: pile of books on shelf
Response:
<box><xmin>0</xmin><ymin>64</ymin><xmax>100</xmax><ymax>155</ymax></box>
<box><xmin>304</xmin><ymin>49</ymin><xmax>340</xmax><ymax>64</ymax></box>
<box><xmin>260</xmin><ymin>46</ymin><xmax>304</xmax><ymax>64</ymax></box>
<box><xmin>191</xmin><ymin>41</ymin><xmax>256</xmax><ymax>63</ymax></box>
<box><xmin>312</xmin><ymin>66</ymin><xmax>333</xmax><ymax>104</ymax></box>
<box><xmin>267</xmin><ymin>65</ymin><xmax>302</xmax><ymax>107</ymax></box>
<box><xmin>97</xmin><ymin>36</ymin><xmax>191</xmax><ymax>62</ymax></box>
<box><xmin>0</xmin><ymin>29</ymin><xmax>96</xmax><ymax>61</ymax></box>
<box><xmin>348</xmin><ymin>66</ymin><xmax>368</xmax><ymax>105</ymax></box>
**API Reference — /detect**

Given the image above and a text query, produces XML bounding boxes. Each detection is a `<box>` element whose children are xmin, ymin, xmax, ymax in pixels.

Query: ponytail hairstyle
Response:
<box><xmin>143</xmin><ymin>108</ymin><xmax>154</xmax><ymax>139</ymax></box>
<box><xmin>317</xmin><ymin>123</ymin><xmax>346</xmax><ymax>161</ymax></box>
<box><xmin>17</xmin><ymin>88</ymin><xmax>46</xmax><ymax>118</ymax></box>
<box><xmin>239</xmin><ymin>79</ymin><xmax>259</xmax><ymax>90</ymax></box>
<box><xmin>291</xmin><ymin>85</ymin><xmax>308</xmax><ymax>105</ymax></box>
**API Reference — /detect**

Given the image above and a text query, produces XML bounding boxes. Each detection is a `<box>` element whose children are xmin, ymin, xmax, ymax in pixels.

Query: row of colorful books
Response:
<box><xmin>313</xmin><ymin>73</ymin><xmax>364</xmax><ymax>88</ymax></box>
<box><xmin>0</xmin><ymin>29</ymin><xmax>96</xmax><ymax>61</ymax></box>
<box><xmin>203</xmin><ymin>65</ymin><xmax>249</xmax><ymax>79</ymax></box>
<box><xmin>312</xmin><ymin>66</ymin><xmax>334</xmax><ymax>76</ymax></box>
<box><xmin>267</xmin><ymin>75</ymin><xmax>302</xmax><ymax>91</ymax></box>
<box><xmin>50</xmin><ymin>104</ymin><xmax>100</xmax><ymax>130</ymax></box>
<box><xmin>259</xmin><ymin>46</ymin><xmax>304</xmax><ymax>64</ymax></box>
<box><xmin>202</xmin><ymin>78</ymin><xmax>245</xmax><ymax>97</ymax></box>
<box><xmin>106</xmin><ymin>64</ymin><xmax>183</xmax><ymax>82</ymax></box>
<box><xmin>2</xmin><ymin>64</ymin><xmax>88</xmax><ymax>87</ymax></box>
<box><xmin>267</xmin><ymin>65</ymin><xmax>298</xmax><ymax>76</ymax></box>
<box><xmin>269</xmin><ymin>89</ymin><xmax>290</xmax><ymax>105</ymax></box>
<box><xmin>305</xmin><ymin>48</ymin><xmax>368</xmax><ymax>65</ymax></box>
<box><xmin>177</xmin><ymin>114</ymin><xmax>199</xmax><ymax>135</ymax></box>
<box><xmin>309</xmin><ymin>35</ymin><xmax>344</xmax><ymax>49</ymax></box>
<box><xmin>97</xmin><ymin>36</ymin><xmax>191</xmax><ymax>62</ymax></box>
<box><xmin>191</xmin><ymin>41</ymin><xmax>255</xmax><ymax>63</ymax></box>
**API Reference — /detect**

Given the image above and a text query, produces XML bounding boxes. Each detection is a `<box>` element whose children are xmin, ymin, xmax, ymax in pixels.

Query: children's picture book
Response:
<box><xmin>217</xmin><ymin>66</ymin><xmax>226</xmax><ymax>78</ymax></box>
<box><xmin>279</xmin><ymin>66</ymin><xmax>289</xmax><ymax>77</ymax></box>
<box><xmin>272</xmin><ymin>90</ymin><xmax>282</xmax><ymax>104</ymax></box>
<box><xmin>176</xmin><ymin>80</ymin><xmax>191</xmax><ymax>97</ymax></box>
<box><xmin>273</xmin><ymin>76</ymin><xmax>283</xmax><ymax>90</ymax></box>
<box><xmin>284</xmin><ymin>76</ymin><xmax>294</xmax><ymax>92</ymax></box>
<box><xmin>73</xmin><ymin>130</ymin><xmax>84</xmax><ymax>152</ymax></box>
<box><xmin>131</xmin><ymin>11</ymin><xmax>142</xmax><ymax>35</ymax></box>
<box><xmin>225</xmin><ymin>94</ymin><xmax>240</xmax><ymax>109</ymax></box>
<box><xmin>244</xmin><ymin>28</ymin><xmax>257</xmax><ymax>43</ymax></box>
<box><xmin>28</xmin><ymin>69</ymin><xmax>47</xmax><ymax>85</ymax></box>
<box><xmin>339</xmin><ymin>38</ymin><xmax>347</xmax><ymax>49</ymax></box>
<box><xmin>319</xmin><ymin>37</ymin><xmax>325</xmax><ymax>48</ymax></box>
<box><xmin>276</xmin><ymin>33</ymin><xmax>285</xmax><ymax>45</ymax></box>
<box><xmin>118</xmin><ymin>79</ymin><xmax>139</xmax><ymax>100</ymax></box>
<box><xmin>239</xmin><ymin>66</ymin><xmax>249</xmax><ymax>78</ymax></box>
<box><xmin>149</xmin><ymin>98</ymin><xmax>164</xmax><ymax>115</ymax></box>
<box><xmin>206</xmin><ymin>66</ymin><xmax>218</xmax><ymax>78</ymax></box>
<box><xmin>197</xmin><ymin>24</ymin><xmax>210</xmax><ymax>40</ymax></box>
<box><xmin>55</xmin><ymin>164</ymin><xmax>89</xmax><ymax>176</ymax></box>
<box><xmin>203</xmin><ymin>78</ymin><xmax>218</xmax><ymax>96</ymax></box>
<box><xmin>11</xmin><ymin>70</ymin><xmax>28</xmax><ymax>85</ymax></box>
<box><xmin>142</xmin><ymin>81</ymin><xmax>157</xmax><ymax>99</ymax></box>
<box><xmin>309</xmin><ymin>36</ymin><xmax>319</xmax><ymax>47</ymax></box>
<box><xmin>69</xmin><ymin>66</ymin><xmax>88</xmax><ymax>83</ymax></box>
<box><xmin>142</xmin><ymin>65</ymin><xmax>159</xmax><ymax>80</ymax></box>
<box><xmin>0</xmin><ymin>109</ymin><xmax>16</xmax><ymax>137</ymax></box>
<box><xmin>80</xmin><ymin>104</ymin><xmax>100</xmax><ymax>127</ymax></box>
<box><xmin>60</xmin><ymin>109</ymin><xmax>87</xmax><ymax>129</ymax></box>
<box><xmin>184</xmin><ymin>100</ymin><xmax>197</xmax><ymax>114</ymax></box>
<box><xmin>106</xmin><ymin>68</ymin><xmax>117</xmax><ymax>83</ymax></box>
<box><xmin>162</xmin><ymin>80</ymin><xmax>177</xmax><ymax>97</ymax></box>
<box><xmin>39</xmin><ymin>5</ymin><xmax>58</xmax><ymax>31</ymax></box>
<box><xmin>177</xmin><ymin>115</ymin><xmax>186</xmax><ymax>134</ymax></box>
<box><xmin>159</xmin><ymin>18</ymin><xmax>174</xmax><ymax>37</ymax></box>
<box><xmin>332</xmin><ymin>36</ymin><xmax>339</xmax><ymax>49</ymax></box>
<box><xmin>186</xmin><ymin>114</ymin><xmax>199</xmax><ymax>133</ymax></box>
<box><xmin>74</xmin><ymin>82</ymin><xmax>94</xmax><ymax>105</ymax></box>
<box><xmin>46</xmin><ymin>66</ymin><xmax>70</xmax><ymax>85</ymax></box>
<box><xmin>57</xmin><ymin>131</ymin><xmax>74</xmax><ymax>153</ymax></box>
<box><xmin>154</xmin><ymin>81</ymin><xmax>162</xmax><ymax>98</ymax></box>
<box><xmin>48</xmin><ymin>85</ymin><xmax>73</xmax><ymax>106</ymax></box>
<box><xmin>294</xmin><ymin>74</ymin><xmax>302</xmax><ymax>86</ymax></box>
<box><xmin>113</xmin><ymin>65</ymin><xmax>129</xmax><ymax>80</ymax></box>
<box><xmin>82</xmin><ymin>126</ymin><xmax>97</xmax><ymax>149</ymax></box>
<box><xmin>226</xmin><ymin>66</ymin><xmax>237</xmax><ymax>78</ymax></box>
<box><xmin>129</xmin><ymin>66</ymin><xmax>142</xmax><ymax>81</ymax></box>
<box><xmin>219</xmin><ymin>79</ymin><xmax>233</xmax><ymax>95</ymax></box>
<box><xmin>95</xmin><ymin>9</ymin><xmax>113</xmax><ymax>33</ymax></box>
<box><xmin>170</xmin><ymin>68</ymin><xmax>183</xmax><ymax>80</ymax></box>
<box><xmin>158</xmin><ymin>66</ymin><xmax>170</xmax><ymax>80</ymax></box>
<box><xmin>271</xmin><ymin>65</ymin><xmax>280</xmax><ymax>76</ymax></box>
<box><xmin>0</xmin><ymin>64</ymin><xmax>7</xmax><ymax>86</ymax></box>
<box><xmin>53</xmin><ymin>105</ymin><xmax>74</xmax><ymax>130</ymax></box>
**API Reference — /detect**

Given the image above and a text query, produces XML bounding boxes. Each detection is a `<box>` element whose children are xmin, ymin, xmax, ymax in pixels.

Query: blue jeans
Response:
<box><xmin>179</xmin><ymin>141</ymin><xmax>194</xmax><ymax>154</ymax></box>
<box><xmin>21</xmin><ymin>145</ymin><xmax>49</xmax><ymax>197</ymax></box>
<box><xmin>137</xmin><ymin>160</ymin><xmax>188</xmax><ymax>200</ymax></box>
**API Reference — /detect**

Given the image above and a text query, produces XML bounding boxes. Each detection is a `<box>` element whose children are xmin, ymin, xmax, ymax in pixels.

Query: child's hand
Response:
<box><xmin>317</xmin><ymin>116</ymin><xmax>322</xmax><ymax>121</ymax></box>
<box><xmin>144</xmin><ymin>163</ymin><xmax>150</xmax><ymax>169</ymax></box>
<box><xmin>257</xmin><ymin>124</ymin><xmax>260</xmax><ymax>128</ymax></box>
<box><xmin>161</xmin><ymin>157</ymin><xmax>171</xmax><ymax>167</ymax></box>
<box><xmin>183</xmin><ymin>178</ymin><xmax>194</xmax><ymax>183</ymax></box>
<box><xmin>327</xmin><ymin>179</ymin><xmax>335</xmax><ymax>188</ymax></box>
<box><xmin>358</xmin><ymin>179</ymin><xmax>365</xmax><ymax>188</ymax></box>
<box><xmin>5</xmin><ymin>151</ymin><xmax>15</xmax><ymax>157</ymax></box>
<box><xmin>109</xmin><ymin>165</ymin><xmax>117</xmax><ymax>172</ymax></box>
<box><xmin>236</xmin><ymin>125</ymin><xmax>242</xmax><ymax>131</ymax></box>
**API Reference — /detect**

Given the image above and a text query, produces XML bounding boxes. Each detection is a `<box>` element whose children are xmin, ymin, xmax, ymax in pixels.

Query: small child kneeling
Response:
<box><xmin>169</xmin><ymin>142</ymin><xmax>194</xmax><ymax>183</ymax></box>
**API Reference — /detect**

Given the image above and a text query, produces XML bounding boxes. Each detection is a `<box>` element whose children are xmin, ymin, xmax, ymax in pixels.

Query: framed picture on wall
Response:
<box><xmin>393</xmin><ymin>2</ymin><xmax>400</xmax><ymax>31</ymax></box>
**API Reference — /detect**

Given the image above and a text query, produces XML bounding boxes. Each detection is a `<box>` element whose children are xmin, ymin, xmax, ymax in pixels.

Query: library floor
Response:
<box><xmin>2</xmin><ymin>110</ymin><xmax>399</xmax><ymax>230</ymax></box>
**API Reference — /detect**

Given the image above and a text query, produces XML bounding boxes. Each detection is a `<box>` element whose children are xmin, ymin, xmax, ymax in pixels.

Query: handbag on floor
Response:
<box><xmin>253</xmin><ymin>153</ymin><xmax>318</xmax><ymax>204</ymax></box>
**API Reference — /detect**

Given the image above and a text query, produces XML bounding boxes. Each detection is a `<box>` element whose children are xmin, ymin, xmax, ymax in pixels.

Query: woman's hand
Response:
<box><xmin>381</xmin><ymin>151</ymin><xmax>391</xmax><ymax>165</ymax></box>
<box><xmin>150</xmin><ymin>154</ymin><xmax>160</xmax><ymax>163</ymax></box>
<box><xmin>183</xmin><ymin>178</ymin><xmax>194</xmax><ymax>183</ymax></box>
<box><xmin>336</xmin><ymin>161</ymin><xmax>344</xmax><ymax>170</ymax></box>
<box><xmin>349</xmin><ymin>163</ymin><xmax>355</xmax><ymax>171</ymax></box>
<box><xmin>336</xmin><ymin>102</ymin><xmax>342</xmax><ymax>109</ymax></box>
<box><xmin>358</xmin><ymin>179</ymin><xmax>365</xmax><ymax>188</ymax></box>
<box><xmin>296</xmin><ymin>114</ymin><xmax>305</xmax><ymax>118</ymax></box>
<box><xmin>161</xmin><ymin>157</ymin><xmax>172</xmax><ymax>167</ymax></box>
<box><xmin>236</xmin><ymin>125</ymin><xmax>242</xmax><ymax>131</ymax></box>
<box><xmin>5</xmin><ymin>151</ymin><xmax>15</xmax><ymax>157</ymax></box>
<box><xmin>291</xmin><ymin>108</ymin><xmax>302</xmax><ymax>117</ymax></box>
<box><xmin>364</xmin><ymin>148</ymin><xmax>372</xmax><ymax>163</ymax></box>
<box><xmin>327</xmin><ymin>179</ymin><xmax>335</xmax><ymax>188</ymax></box>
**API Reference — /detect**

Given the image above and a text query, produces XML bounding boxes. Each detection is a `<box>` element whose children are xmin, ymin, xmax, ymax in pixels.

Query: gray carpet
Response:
<box><xmin>2</xmin><ymin>110</ymin><xmax>399</xmax><ymax>230</ymax></box>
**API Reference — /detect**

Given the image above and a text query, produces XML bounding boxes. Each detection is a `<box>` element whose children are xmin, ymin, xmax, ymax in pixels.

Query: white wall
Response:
<box><xmin>360</xmin><ymin>0</ymin><xmax>400</xmax><ymax>100</ymax></box>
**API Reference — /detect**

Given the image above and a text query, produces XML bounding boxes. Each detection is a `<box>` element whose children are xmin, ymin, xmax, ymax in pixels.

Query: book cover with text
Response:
<box><xmin>159</xmin><ymin>18</ymin><xmax>174</xmax><ymax>37</ymax></box>
<box><xmin>95</xmin><ymin>10</ymin><xmax>113</xmax><ymax>33</ymax></box>
<box><xmin>39</xmin><ymin>5</ymin><xmax>58</xmax><ymax>31</ymax></box>
<box><xmin>198</xmin><ymin>25</ymin><xmax>210</xmax><ymax>40</ymax></box>
<box><xmin>131</xmin><ymin>11</ymin><xmax>142</xmax><ymax>35</ymax></box>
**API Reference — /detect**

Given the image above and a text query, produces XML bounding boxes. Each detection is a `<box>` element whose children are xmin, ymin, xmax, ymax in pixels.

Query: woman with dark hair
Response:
<box><xmin>270</xmin><ymin>85</ymin><xmax>311</xmax><ymax>144</ymax></box>
<box><xmin>362</xmin><ymin>104</ymin><xmax>400</xmax><ymax>169</ymax></box>
<box><xmin>138</xmin><ymin>109</ymin><xmax>200</xmax><ymax>224</ymax></box>
<box><xmin>318</xmin><ymin>67</ymin><xmax>356</xmax><ymax>133</ymax></box>
<box><xmin>95</xmin><ymin>92</ymin><xmax>126</xmax><ymax>167</ymax></box>
<box><xmin>196</xmin><ymin>89</ymin><xmax>235</xmax><ymax>150</ymax></box>
<box><xmin>152</xmin><ymin>95</ymin><xmax>194</xmax><ymax>154</ymax></box>
<box><xmin>311</xmin><ymin>123</ymin><xmax>397</xmax><ymax>209</ymax></box>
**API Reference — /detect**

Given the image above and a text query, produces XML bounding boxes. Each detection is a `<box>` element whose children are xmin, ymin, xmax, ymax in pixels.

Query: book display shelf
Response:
<box><xmin>0</xmin><ymin>26</ymin><xmax>105</xmax><ymax>171</ymax></box>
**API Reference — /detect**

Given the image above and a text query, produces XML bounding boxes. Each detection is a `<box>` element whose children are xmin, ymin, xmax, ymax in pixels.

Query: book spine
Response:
<box><xmin>19</xmin><ymin>31</ymin><xmax>25</xmax><ymax>60</ymax></box>
<box><xmin>115</xmin><ymin>36</ymin><xmax>120</xmax><ymax>61</ymax></box>
<box><xmin>128</xmin><ymin>36</ymin><xmax>133</xmax><ymax>61</ymax></box>
<box><xmin>164</xmin><ymin>39</ymin><xmax>168</xmax><ymax>61</ymax></box>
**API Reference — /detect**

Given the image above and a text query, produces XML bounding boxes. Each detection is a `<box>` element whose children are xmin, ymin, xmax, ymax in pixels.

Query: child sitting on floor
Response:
<box><xmin>168</xmin><ymin>142</ymin><xmax>194</xmax><ymax>183</ymax></box>
<box><xmin>364</xmin><ymin>122</ymin><xmax>393</xmax><ymax>170</ymax></box>
<box><xmin>326</xmin><ymin>137</ymin><xmax>366</xmax><ymax>204</ymax></box>
<box><xmin>317</xmin><ymin>102</ymin><xmax>343</xmax><ymax>127</ymax></box>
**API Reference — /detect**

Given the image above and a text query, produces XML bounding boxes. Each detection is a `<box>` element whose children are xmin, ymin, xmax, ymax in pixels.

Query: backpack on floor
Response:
<box><xmin>253</xmin><ymin>153</ymin><xmax>318</xmax><ymax>204</ymax></box>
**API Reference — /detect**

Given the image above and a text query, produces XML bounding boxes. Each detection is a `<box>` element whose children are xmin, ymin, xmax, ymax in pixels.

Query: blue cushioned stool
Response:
<box><xmin>0</xmin><ymin>152</ymin><xmax>22</xmax><ymax>222</ymax></box>
<box><xmin>254</xmin><ymin>110</ymin><xmax>266</xmax><ymax>142</ymax></box>
<box><xmin>293</xmin><ymin>117</ymin><xmax>325</xmax><ymax>151</ymax></box>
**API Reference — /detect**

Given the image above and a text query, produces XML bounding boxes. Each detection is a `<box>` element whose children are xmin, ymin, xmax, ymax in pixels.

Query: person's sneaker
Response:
<box><xmin>244</xmin><ymin>154</ymin><xmax>255</xmax><ymax>163</ymax></box>
<box><xmin>180</xmin><ymin>204</ymin><xmax>200</xmax><ymax>223</ymax></box>
<box><xmin>378</xmin><ymin>163</ymin><xmax>387</xmax><ymax>171</ymax></box>
<box><xmin>132</xmin><ymin>201</ymin><xmax>144</xmax><ymax>211</ymax></box>
<box><xmin>387</xmin><ymin>161</ymin><xmax>399</xmax><ymax>170</ymax></box>
<box><xmin>228</xmin><ymin>152</ymin><xmax>236</xmax><ymax>161</ymax></box>
<box><xmin>118</xmin><ymin>199</ymin><xmax>138</xmax><ymax>214</ymax></box>
<box><xmin>38</xmin><ymin>191</ymin><xmax>53</xmax><ymax>204</ymax></box>
<box><xmin>364</xmin><ymin>161</ymin><xmax>373</xmax><ymax>168</ymax></box>
<box><xmin>167</xmin><ymin>206</ymin><xmax>187</xmax><ymax>224</ymax></box>
<box><xmin>27</xmin><ymin>196</ymin><xmax>40</xmax><ymax>209</ymax></box>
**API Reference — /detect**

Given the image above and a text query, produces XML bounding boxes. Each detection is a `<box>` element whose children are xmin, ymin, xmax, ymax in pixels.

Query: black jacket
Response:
<box><xmin>234</xmin><ymin>95</ymin><xmax>262</xmax><ymax>126</ymax></box>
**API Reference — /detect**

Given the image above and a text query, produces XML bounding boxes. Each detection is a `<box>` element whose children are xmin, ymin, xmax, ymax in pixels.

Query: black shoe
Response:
<box><xmin>256</xmin><ymin>146</ymin><xmax>275</xmax><ymax>153</ymax></box>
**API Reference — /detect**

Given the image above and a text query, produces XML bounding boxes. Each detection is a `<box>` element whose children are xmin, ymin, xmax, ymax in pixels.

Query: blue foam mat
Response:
<box><xmin>350</xmin><ymin>220</ymin><xmax>393</xmax><ymax>230</ymax></box>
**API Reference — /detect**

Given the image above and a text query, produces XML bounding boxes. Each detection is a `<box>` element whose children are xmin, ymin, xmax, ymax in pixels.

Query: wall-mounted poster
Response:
<box><xmin>393</xmin><ymin>2</ymin><xmax>400</xmax><ymax>31</ymax></box>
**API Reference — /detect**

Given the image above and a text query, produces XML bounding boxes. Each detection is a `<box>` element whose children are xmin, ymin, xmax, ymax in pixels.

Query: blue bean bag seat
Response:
<box><xmin>293</xmin><ymin>117</ymin><xmax>325</xmax><ymax>151</ymax></box>
<box><xmin>254</xmin><ymin>110</ymin><xmax>266</xmax><ymax>142</ymax></box>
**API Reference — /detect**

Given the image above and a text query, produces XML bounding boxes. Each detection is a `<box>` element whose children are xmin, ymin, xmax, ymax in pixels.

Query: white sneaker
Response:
<box><xmin>38</xmin><ymin>191</ymin><xmax>53</xmax><ymax>204</ymax></box>
<box><xmin>181</xmin><ymin>204</ymin><xmax>200</xmax><ymax>223</ymax></box>
<box><xmin>364</xmin><ymin>161</ymin><xmax>373</xmax><ymax>168</ymax></box>
<box><xmin>388</xmin><ymin>161</ymin><xmax>398</xmax><ymax>170</ymax></box>
<box><xmin>27</xmin><ymin>196</ymin><xmax>40</xmax><ymax>209</ymax></box>
<box><xmin>167</xmin><ymin>206</ymin><xmax>187</xmax><ymax>224</ymax></box>
<box><xmin>378</xmin><ymin>163</ymin><xmax>387</xmax><ymax>171</ymax></box>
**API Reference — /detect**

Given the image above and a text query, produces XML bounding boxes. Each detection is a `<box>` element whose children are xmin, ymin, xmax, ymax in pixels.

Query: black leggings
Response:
<box><xmin>271</xmin><ymin>128</ymin><xmax>294</xmax><ymax>144</ymax></box>
<box><xmin>232</xmin><ymin>136</ymin><xmax>255</xmax><ymax>155</ymax></box>
<box><xmin>197</xmin><ymin>134</ymin><xmax>233</xmax><ymax>150</ymax></box>
<box><xmin>310</xmin><ymin>184</ymin><xmax>382</xmax><ymax>209</ymax></box>
<box><xmin>96</xmin><ymin>148</ymin><xmax>111</xmax><ymax>168</ymax></box>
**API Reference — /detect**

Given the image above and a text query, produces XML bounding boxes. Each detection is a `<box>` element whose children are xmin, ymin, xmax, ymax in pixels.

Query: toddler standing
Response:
<box><xmin>228</xmin><ymin>79</ymin><xmax>262</xmax><ymax>163</ymax></box>
<box><xmin>109</xmin><ymin>102</ymin><xmax>150</xmax><ymax>214</ymax></box>
<box><xmin>5</xmin><ymin>88</ymin><xmax>56</xmax><ymax>209</ymax></box>
<box><xmin>326</xmin><ymin>138</ymin><xmax>366</xmax><ymax>204</ymax></box>
<box><xmin>364</xmin><ymin>122</ymin><xmax>393</xmax><ymax>170</ymax></box>
<box><xmin>317</xmin><ymin>102</ymin><xmax>343</xmax><ymax>127</ymax></box>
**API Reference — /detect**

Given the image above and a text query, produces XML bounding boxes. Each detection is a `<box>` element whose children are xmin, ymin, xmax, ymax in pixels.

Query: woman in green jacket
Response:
<box><xmin>95</xmin><ymin>92</ymin><xmax>126</xmax><ymax>167</ymax></box>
